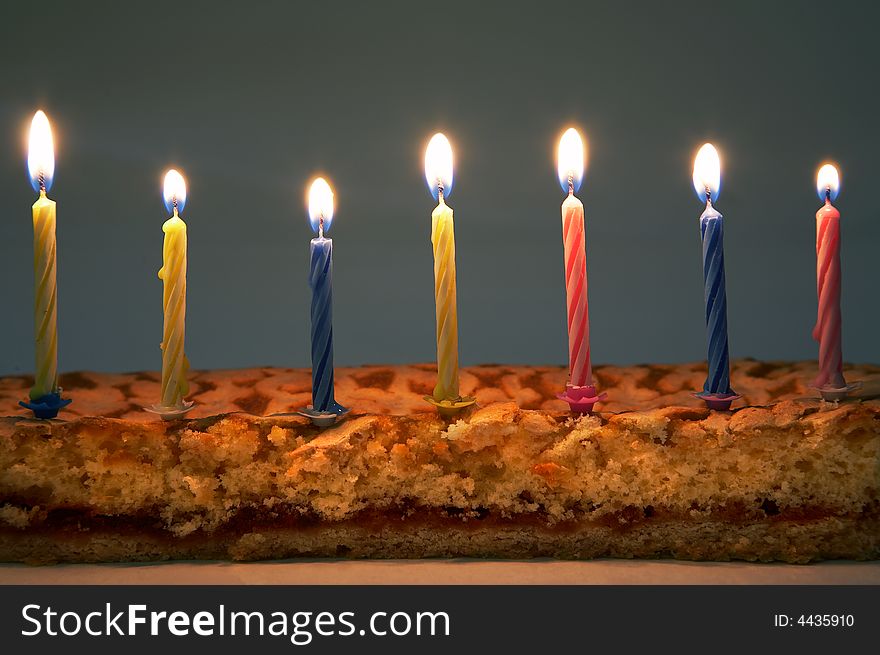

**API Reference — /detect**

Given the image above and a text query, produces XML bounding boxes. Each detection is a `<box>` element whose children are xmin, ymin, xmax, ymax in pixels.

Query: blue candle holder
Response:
<box><xmin>19</xmin><ymin>390</ymin><xmax>71</xmax><ymax>419</ymax></box>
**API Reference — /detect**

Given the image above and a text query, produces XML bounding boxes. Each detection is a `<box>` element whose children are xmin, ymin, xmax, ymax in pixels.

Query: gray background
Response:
<box><xmin>1</xmin><ymin>0</ymin><xmax>877</xmax><ymax>375</ymax></box>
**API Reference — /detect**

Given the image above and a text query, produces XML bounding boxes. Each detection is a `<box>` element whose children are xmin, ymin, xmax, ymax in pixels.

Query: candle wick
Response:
<box><xmin>568</xmin><ymin>174</ymin><xmax>574</xmax><ymax>195</ymax></box>
<box><xmin>825</xmin><ymin>187</ymin><xmax>832</xmax><ymax>203</ymax></box>
<box><xmin>437</xmin><ymin>184</ymin><xmax>444</xmax><ymax>204</ymax></box>
<box><xmin>38</xmin><ymin>171</ymin><xmax>46</xmax><ymax>194</ymax></box>
<box><xmin>319</xmin><ymin>215</ymin><xmax>324</xmax><ymax>239</ymax></box>
<box><xmin>705</xmin><ymin>187</ymin><xmax>712</xmax><ymax>207</ymax></box>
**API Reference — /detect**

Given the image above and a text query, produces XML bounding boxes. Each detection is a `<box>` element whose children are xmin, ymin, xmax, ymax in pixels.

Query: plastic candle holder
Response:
<box><xmin>19</xmin><ymin>391</ymin><xmax>72</xmax><ymax>420</ymax></box>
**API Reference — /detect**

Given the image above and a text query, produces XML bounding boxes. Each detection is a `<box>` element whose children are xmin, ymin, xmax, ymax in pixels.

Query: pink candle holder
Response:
<box><xmin>693</xmin><ymin>391</ymin><xmax>741</xmax><ymax>411</ymax></box>
<box><xmin>558</xmin><ymin>385</ymin><xmax>606</xmax><ymax>414</ymax></box>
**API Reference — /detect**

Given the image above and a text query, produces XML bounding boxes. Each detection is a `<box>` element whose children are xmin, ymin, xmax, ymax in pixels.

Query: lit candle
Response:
<box><xmin>423</xmin><ymin>133</ymin><xmax>474</xmax><ymax>414</ymax></box>
<box><xmin>306</xmin><ymin>177</ymin><xmax>346</xmax><ymax>417</ymax></box>
<box><xmin>555</xmin><ymin>128</ymin><xmax>604</xmax><ymax>413</ymax></box>
<box><xmin>19</xmin><ymin>110</ymin><xmax>71</xmax><ymax>419</ymax></box>
<box><xmin>692</xmin><ymin>144</ymin><xmax>739</xmax><ymax>410</ymax></box>
<box><xmin>156</xmin><ymin>169</ymin><xmax>191</xmax><ymax>413</ymax></box>
<box><xmin>812</xmin><ymin>163</ymin><xmax>847</xmax><ymax>392</ymax></box>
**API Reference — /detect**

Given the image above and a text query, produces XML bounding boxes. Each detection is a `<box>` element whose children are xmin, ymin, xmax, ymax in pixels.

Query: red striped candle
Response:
<box><xmin>561</xmin><ymin>190</ymin><xmax>591</xmax><ymax>387</ymax></box>
<box><xmin>556</xmin><ymin>128</ymin><xmax>603</xmax><ymax>412</ymax></box>
<box><xmin>812</xmin><ymin>163</ymin><xmax>846</xmax><ymax>390</ymax></box>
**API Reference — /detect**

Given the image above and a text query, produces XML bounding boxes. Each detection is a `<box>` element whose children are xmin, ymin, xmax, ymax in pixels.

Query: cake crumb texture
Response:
<box><xmin>1</xmin><ymin>365</ymin><xmax>878</xmax><ymax>563</ymax></box>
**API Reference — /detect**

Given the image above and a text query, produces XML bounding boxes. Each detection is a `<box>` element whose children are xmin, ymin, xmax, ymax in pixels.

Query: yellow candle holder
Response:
<box><xmin>424</xmin><ymin>395</ymin><xmax>476</xmax><ymax>418</ymax></box>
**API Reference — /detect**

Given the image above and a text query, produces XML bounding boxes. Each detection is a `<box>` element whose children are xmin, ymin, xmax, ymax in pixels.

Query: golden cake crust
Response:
<box><xmin>2</xmin><ymin>359</ymin><xmax>879</xmax><ymax>421</ymax></box>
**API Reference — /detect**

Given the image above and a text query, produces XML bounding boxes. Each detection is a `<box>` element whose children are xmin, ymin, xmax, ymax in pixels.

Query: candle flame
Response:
<box><xmin>424</xmin><ymin>133</ymin><xmax>454</xmax><ymax>201</ymax></box>
<box><xmin>692</xmin><ymin>143</ymin><xmax>721</xmax><ymax>203</ymax></box>
<box><xmin>308</xmin><ymin>177</ymin><xmax>335</xmax><ymax>234</ymax></box>
<box><xmin>816</xmin><ymin>163</ymin><xmax>840</xmax><ymax>202</ymax></box>
<box><xmin>28</xmin><ymin>110</ymin><xmax>55</xmax><ymax>193</ymax></box>
<box><xmin>163</xmin><ymin>169</ymin><xmax>187</xmax><ymax>215</ymax></box>
<box><xmin>557</xmin><ymin>127</ymin><xmax>585</xmax><ymax>193</ymax></box>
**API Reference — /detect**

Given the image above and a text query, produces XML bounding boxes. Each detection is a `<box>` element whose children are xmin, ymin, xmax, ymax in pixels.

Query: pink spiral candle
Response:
<box><xmin>812</xmin><ymin>195</ymin><xmax>845</xmax><ymax>389</ymax></box>
<box><xmin>562</xmin><ymin>191</ymin><xmax>592</xmax><ymax>387</ymax></box>
<box><xmin>555</xmin><ymin>128</ymin><xmax>603</xmax><ymax>413</ymax></box>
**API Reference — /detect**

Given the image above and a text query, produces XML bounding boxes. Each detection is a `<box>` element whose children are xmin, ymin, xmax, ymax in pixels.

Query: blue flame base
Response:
<box><xmin>20</xmin><ymin>391</ymin><xmax>72</xmax><ymax>419</ymax></box>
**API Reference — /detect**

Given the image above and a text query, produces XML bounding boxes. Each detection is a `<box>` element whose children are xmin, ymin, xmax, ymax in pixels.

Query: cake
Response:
<box><xmin>0</xmin><ymin>360</ymin><xmax>878</xmax><ymax>564</ymax></box>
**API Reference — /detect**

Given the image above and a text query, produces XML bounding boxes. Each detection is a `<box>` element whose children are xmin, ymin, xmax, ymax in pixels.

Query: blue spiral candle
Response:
<box><xmin>307</xmin><ymin>178</ymin><xmax>345</xmax><ymax>415</ymax></box>
<box><xmin>699</xmin><ymin>203</ymin><xmax>732</xmax><ymax>395</ymax></box>
<box><xmin>692</xmin><ymin>144</ymin><xmax>738</xmax><ymax>409</ymax></box>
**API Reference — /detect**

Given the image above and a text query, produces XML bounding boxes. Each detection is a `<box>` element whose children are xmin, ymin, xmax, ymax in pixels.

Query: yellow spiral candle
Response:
<box><xmin>30</xmin><ymin>190</ymin><xmax>59</xmax><ymax>400</ymax></box>
<box><xmin>423</xmin><ymin>132</ymin><xmax>474</xmax><ymax>415</ymax></box>
<box><xmin>431</xmin><ymin>193</ymin><xmax>460</xmax><ymax>401</ymax></box>
<box><xmin>27</xmin><ymin>111</ymin><xmax>60</xmax><ymax>402</ymax></box>
<box><xmin>157</xmin><ymin>170</ymin><xmax>190</xmax><ymax>409</ymax></box>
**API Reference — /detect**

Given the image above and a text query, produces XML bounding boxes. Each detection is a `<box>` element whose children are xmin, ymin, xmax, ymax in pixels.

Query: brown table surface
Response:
<box><xmin>1</xmin><ymin>560</ymin><xmax>878</xmax><ymax>585</ymax></box>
